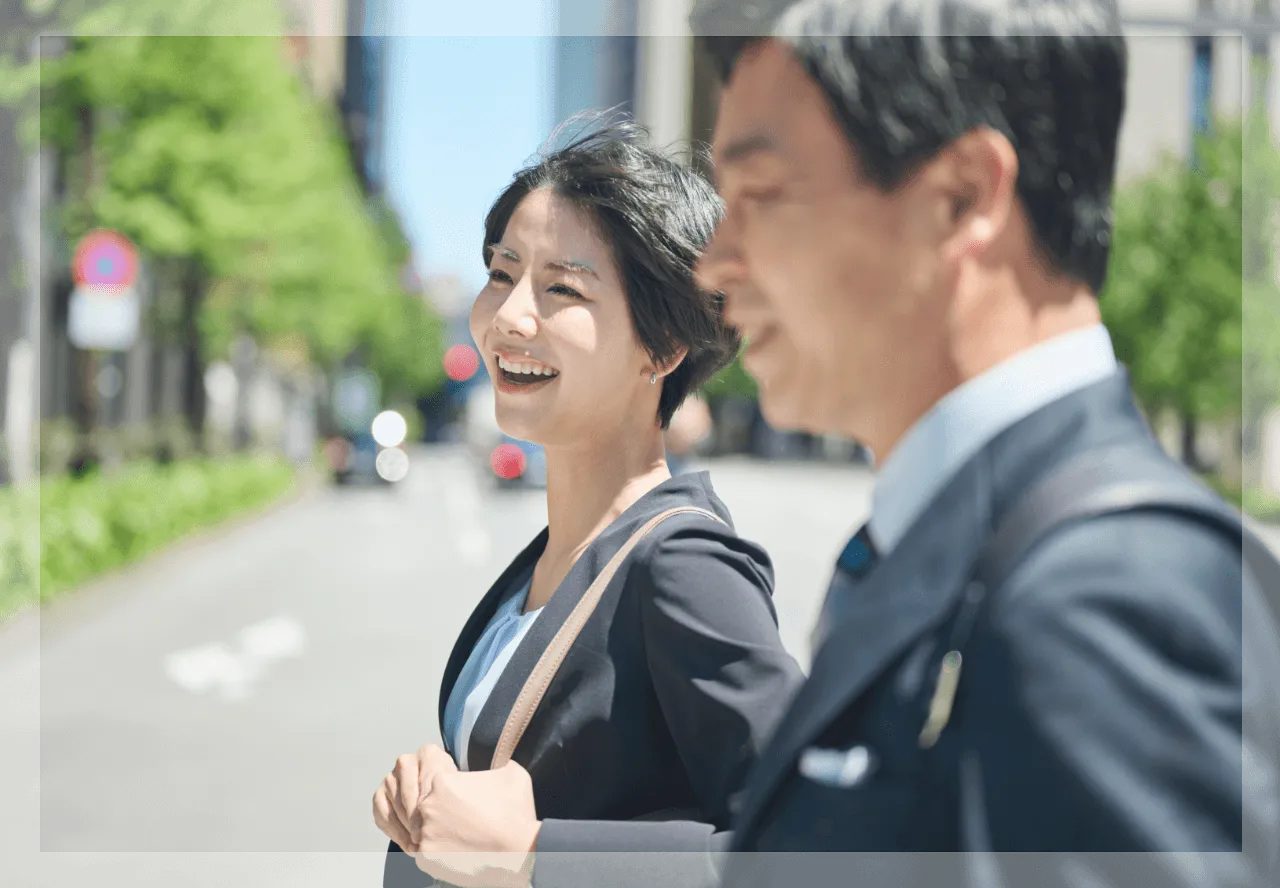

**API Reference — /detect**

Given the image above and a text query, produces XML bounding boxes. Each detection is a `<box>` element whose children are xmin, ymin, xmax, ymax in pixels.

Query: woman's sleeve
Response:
<box><xmin>527</xmin><ymin>518</ymin><xmax>804</xmax><ymax>888</ymax></box>
<box><xmin>632</xmin><ymin>517</ymin><xmax>806</xmax><ymax>828</ymax></box>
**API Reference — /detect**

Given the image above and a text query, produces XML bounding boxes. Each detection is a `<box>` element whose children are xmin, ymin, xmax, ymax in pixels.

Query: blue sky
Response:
<box><xmin>383</xmin><ymin>1</ymin><xmax>557</xmax><ymax>300</ymax></box>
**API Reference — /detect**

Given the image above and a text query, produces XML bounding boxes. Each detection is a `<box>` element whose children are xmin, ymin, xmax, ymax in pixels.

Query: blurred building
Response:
<box><xmin>281</xmin><ymin>0</ymin><xmax>349</xmax><ymax>101</ymax></box>
<box><xmin>342</xmin><ymin>0</ymin><xmax>390</xmax><ymax>193</ymax></box>
<box><xmin>550</xmin><ymin>0</ymin><xmax>641</xmax><ymax>137</ymax></box>
<box><xmin>625</xmin><ymin>0</ymin><xmax>1277</xmax><ymax>180</ymax></box>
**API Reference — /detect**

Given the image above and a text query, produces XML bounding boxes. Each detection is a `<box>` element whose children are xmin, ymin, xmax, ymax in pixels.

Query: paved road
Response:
<box><xmin>0</xmin><ymin>446</ymin><xmax>872</xmax><ymax>887</ymax></box>
<box><xmin>3</xmin><ymin>448</ymin><xmax>1277</xmax><ymax>887</ymax></box>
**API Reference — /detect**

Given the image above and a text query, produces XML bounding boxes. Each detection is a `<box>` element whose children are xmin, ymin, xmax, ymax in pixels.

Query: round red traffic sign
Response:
<box><xmin>73</xmin><ymin>229</ymin><xmax>138</xmax><ymax>289</ymax></box>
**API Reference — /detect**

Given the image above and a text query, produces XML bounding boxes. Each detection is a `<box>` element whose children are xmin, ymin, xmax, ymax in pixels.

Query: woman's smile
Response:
<box><xmin>493</xmin><ymin>351</ymin><xmax>561</xmax><ymax>393</ymax></box>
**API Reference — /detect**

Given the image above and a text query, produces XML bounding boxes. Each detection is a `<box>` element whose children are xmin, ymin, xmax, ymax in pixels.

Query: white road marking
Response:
<box><xmin>163</xmin><ymin>615</ymin><xmax>307</xmax><ymax>701</ymax></box>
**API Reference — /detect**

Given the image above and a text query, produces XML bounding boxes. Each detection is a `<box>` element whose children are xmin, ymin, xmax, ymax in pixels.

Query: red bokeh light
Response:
<box><xmin>443</xmin><ymin>344</ymin><xmax>480</xmax><ymax>382</ymax></box>
<box><xmin>490</xmin><ymin>444</ymin><xmax>526</xmax><ymax>480</ymax></box>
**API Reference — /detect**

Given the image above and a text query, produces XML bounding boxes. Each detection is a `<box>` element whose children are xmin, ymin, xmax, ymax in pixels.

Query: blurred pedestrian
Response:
<box><xmin>374</xmin><ymin>121</ymin><xmax>803</xmax><ymax>888</ymax></box>
<box><xmin>665</xmin><ymin>393</ymin><xmax>713</xmax><ymax>475</ymax></box>
<box><xmin>681</xmin><ymin>1</ymin><xmax>1280</xmax><ymax>887</ymax></box>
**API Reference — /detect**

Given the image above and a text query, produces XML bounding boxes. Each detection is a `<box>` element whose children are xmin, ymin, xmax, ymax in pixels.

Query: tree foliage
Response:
<box><xmin>1102</xmin><ymin>117</ymin><xmax>1243</xmax><ymax>422</ymax></box>
<box><xmin>38</xmin><ymin>25</ymin><xmax>444</xmax><ymax>405</ymax></box>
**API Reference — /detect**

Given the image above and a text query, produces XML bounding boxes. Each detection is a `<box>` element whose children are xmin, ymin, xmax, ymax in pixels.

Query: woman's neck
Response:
<box><xmin>532</xmin><ymin>423</ymin><xmax>671</xmax><ymax>604</ymax></box>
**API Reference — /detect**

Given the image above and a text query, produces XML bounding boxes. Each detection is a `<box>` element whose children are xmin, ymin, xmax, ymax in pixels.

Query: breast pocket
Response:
<box><xmin>758</xmin><ymin>741</ymin><xmax>922</xmax><ymax>851</ymax></box>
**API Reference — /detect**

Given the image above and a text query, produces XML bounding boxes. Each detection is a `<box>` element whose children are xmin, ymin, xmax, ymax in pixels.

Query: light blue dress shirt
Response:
<box><xmin>868</xmin><ymin>324</ymin><xmax>1120</xmax><ymax>556</ymax></box>
<box><xmin>442</xmin><ymin>571</ymin><xmax>543</xmax><ymax>771</ymax></box>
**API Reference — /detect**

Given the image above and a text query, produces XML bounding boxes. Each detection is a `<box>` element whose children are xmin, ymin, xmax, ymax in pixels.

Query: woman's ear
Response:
<box><xmin>651</xmin><ymin>346</ymin><xmax>690</xmax><ymax>382</ymax></box>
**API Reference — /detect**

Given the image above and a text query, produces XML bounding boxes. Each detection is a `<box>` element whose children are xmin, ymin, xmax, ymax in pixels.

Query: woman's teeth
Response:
<box><xmin>496</xmin><ymin>355</ymin><xmax>558</xmax><ymax>378</ymax></box>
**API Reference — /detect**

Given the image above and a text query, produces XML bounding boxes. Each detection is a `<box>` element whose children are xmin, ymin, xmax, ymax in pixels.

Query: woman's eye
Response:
<box><xmin>487</xmin><ymin>268</ymin><xmax>513</xmax><ymax>285</ymax></box>
<box><xmin>549</xmin><ymin>284</ymin><xmax>583</xmax><ymax>300</ymax></box>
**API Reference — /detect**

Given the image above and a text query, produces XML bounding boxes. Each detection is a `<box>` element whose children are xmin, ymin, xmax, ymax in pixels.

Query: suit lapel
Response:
<box><xmin>733</xmin><ymin>452</ymin><xmax>996</xmax><ymax>840</ymax></box>
<box><xmin>465</xmin><ymin>472</ymin><xmax>728</xmax><ymax>772</ymax></box>
<box><xmin>437</xmin><ymin>531</ymin><xmax>547</xmax><ymax>736</ymax></box>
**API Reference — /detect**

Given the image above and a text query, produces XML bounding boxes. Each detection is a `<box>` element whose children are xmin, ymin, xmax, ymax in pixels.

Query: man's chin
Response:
<box><xmin>757</xmin><ymin>387</ymin><xmax>817</xmax><ymax>435</ymax></box>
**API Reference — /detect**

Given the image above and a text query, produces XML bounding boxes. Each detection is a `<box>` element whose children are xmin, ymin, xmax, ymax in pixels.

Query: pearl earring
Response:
<box><xmin>649</xmin><ymin>372</ymin><xmax>657</xmax><ymax>385</ymax></box>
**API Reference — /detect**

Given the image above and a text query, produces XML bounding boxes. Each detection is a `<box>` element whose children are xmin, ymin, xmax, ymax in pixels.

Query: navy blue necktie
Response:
<box><xmin>812</xmin><ymin>523</ymin><xmax>880</xmax><ymax>651</ymax></box>
<box><xmin>837</xmin><ymin>523</ymin><xmax>879</xmax><ymax>579</ymax></box>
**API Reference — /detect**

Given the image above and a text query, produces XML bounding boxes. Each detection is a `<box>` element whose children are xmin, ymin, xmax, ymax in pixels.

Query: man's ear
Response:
<box><xmin>938</xmin><ymin>127</ymin><xmax>1019</xmax><ymax>263</ymax></box>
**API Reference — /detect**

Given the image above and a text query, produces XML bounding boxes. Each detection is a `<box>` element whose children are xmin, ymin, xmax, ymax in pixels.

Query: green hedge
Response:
<box><xmin>0</xmin><ymin>454</ymin><xmax>296</xmax><ymax>620</ymax></box>
<box><xmin>1203</xmin><ymin>475</ymin><xmax>1280</xmax><ymax>523</ymax></box>
<box><xmin>1244</xmin><ymin>487</ymin><xmax>1280</xmax><ymax>523</ymax></box>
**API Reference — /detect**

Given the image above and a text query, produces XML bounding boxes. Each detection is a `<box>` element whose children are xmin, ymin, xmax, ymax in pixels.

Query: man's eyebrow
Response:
<box><xmin>718</xmin><ymin>132</ymin><xmax>780</xmax><ymax>167</ymax></box>
<box><xmin>545</xmin><ymin>259</ymin><xmax>599</xmax><ymax>279</ymax></box>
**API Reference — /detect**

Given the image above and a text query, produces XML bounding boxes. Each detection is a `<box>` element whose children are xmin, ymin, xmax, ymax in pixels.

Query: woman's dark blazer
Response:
<box><xmin>384</xmin><ymin>470</ymin><xmax>804</xmax><ymax>885</ymax></box>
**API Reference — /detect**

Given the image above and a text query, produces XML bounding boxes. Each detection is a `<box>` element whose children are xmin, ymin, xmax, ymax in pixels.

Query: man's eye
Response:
<box><xmin>487</xmin><ymin>269</ymin><xmax>513</xmax><ymax>284</ymax></box>
<box><xmin>744</xmin><ymin>188</ymin><xmax>783</xmax><ymax>205</ymax></box>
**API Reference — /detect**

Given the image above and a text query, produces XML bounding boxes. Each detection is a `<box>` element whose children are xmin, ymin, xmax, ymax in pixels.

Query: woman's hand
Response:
<box><xmin>372</xmin><ymin>743</ymin><xmax>458</xmax><ymax>849</ymax></box>
<box><xmin>412</xmin><ymin>754</ymin><xmax>542</xmax><ymax>888</ymax></box>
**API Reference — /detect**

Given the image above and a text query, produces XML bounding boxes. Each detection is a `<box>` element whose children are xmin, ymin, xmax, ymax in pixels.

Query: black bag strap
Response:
<box><xmin>974</xmin><ymin>444</ymin><xmax>1279</xmax><ymax>625</ymax></box>
<box><xmin>947</xmin><ymin>443</ymin><xmax>1280</xmax><ymax>871</ymax></box>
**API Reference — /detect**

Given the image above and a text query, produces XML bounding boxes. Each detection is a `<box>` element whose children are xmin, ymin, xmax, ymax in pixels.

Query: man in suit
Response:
<box><xmin>683</xmin><ymin>0</ymin><xmax>1280</xmax><ymax>886</ymax></box>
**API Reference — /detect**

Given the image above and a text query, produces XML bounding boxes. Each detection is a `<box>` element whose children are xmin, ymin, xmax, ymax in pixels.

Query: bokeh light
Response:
<box><xmin>443</xmin><ymin>344</ymin><xmax>480</xmax><ymax>382</ymax></box>
<box><xmin>490</xmin><ymin>443</ymin><xmax>526</xmax><ymax>480</ymax></box>
<box><xmin>371</xmin><ymin>410</ymin><xmax>408</xmax><ymax>448</ymax></box>
<box><xmin>375</xmin><ymin>447</ymin><xmax>410</xmax><ymax>483</ymax></box>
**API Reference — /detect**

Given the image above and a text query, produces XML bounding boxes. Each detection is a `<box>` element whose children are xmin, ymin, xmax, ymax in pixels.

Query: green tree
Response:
<box><xmin>1241</xmin><ymin>65</ymin><xmax>1280</xmax><ymax>487</ymax></box>
<box><xmin>702</xmin><ymin>351</ymin><xmax>758</xmax><ymax>401</ymax></box>
<box><xmin>1102</xmin><ymin>117</ymin><xmax>1243</xmax><ymax>465</ymax></box>
<box><xmin>40</xmin><ymin>30</ymin><xmax>446</xmax><ymax>435</ymax></box>
<box><xmin>0</xmin><ymin>0</ymin><xmax>101</xmax><ymax>432</ymax></box>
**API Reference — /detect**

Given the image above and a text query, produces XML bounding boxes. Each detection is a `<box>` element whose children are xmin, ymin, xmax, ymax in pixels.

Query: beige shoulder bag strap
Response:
<box><xmin>489</xmin><ymin>505</ymin><xmax>726</xmax><ymax>769</ymax></box>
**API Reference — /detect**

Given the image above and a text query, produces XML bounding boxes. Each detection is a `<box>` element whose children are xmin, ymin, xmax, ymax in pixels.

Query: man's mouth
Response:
<box><xmin>496</xmin><ymin>354</ymin><xmax>560</xmax><ymax>387</ymax></box>
<box><xmin>743</xmin><ymin>327</ymin><xmax>776</xmax><ymax>356</ymax></box>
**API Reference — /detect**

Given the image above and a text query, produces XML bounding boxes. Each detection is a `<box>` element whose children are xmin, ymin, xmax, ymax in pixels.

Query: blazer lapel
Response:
<box><xmin>437</xmin><ymin>530</ymin><xmax>548</xmax><ymax>736</ymax></box>
<box><xmin>733</xmin><ymin>452</ymin><xmax>996</xmax><ymax>840</ymax></box>
<box><xmin>464</xmin><ymin>474</ymin><xmax>726</xmax><ymax>772</ymax></box>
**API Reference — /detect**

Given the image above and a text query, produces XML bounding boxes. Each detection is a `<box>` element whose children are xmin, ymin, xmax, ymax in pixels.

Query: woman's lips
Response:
<box><xmin>494</xmin><ymin>363</ymin><xmax>559</xmax><ymax>395</ymax></box>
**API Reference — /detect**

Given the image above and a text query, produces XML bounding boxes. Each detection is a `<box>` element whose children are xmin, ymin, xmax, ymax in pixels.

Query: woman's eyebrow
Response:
<box><xmin>545</xmin><ymin>259</ymin><xmax>598</xmax><ymax>279</ymax></box>
<box><xmin>488</xmin><ymin>244</ymin><xmax>520</xmax><ymax>263</ymax></box>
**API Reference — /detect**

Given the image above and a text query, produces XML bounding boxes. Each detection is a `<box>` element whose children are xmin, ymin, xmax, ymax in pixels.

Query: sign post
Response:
<box><xmin>4</xmin><ymin>340</ymin><xmax>35</xmax><ymax>485</ymax></box>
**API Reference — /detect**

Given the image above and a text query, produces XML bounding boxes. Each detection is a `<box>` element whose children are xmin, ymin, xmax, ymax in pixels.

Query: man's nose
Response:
<box><xmin>694</xmin><ymin>215</ymin><xmax>744</xmax><ymax>294</ymax></box>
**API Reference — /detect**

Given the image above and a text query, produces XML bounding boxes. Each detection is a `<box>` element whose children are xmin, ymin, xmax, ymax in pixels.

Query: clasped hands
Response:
<box><xmin>373</xmin><ymin>744</ymin><xmax>542</xmax><ymax>888</ymax></box>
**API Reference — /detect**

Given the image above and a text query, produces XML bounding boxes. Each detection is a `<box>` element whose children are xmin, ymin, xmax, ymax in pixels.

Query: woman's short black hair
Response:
<box><xmin>483</xmin><ymin>118</ymin><xmax>737</xmax><ymax>430</ymax></box>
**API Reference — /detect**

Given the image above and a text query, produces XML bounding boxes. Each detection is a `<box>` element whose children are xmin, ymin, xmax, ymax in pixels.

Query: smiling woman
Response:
<box><xmin>376</xmin><ymin>121</ymin><xmax>803</xmax><ymax>888</ymax></box>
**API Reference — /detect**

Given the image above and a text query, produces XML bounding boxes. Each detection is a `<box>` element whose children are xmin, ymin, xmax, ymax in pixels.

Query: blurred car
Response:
<box><xmin>325</xmin><ymin>409</ymin><xmax>411</xmax><ymax>486</ymax></box>
<box><xmin>464</xmin><ymin>385</ymin><xmax>546</xmax><ymax>489</ymax></box>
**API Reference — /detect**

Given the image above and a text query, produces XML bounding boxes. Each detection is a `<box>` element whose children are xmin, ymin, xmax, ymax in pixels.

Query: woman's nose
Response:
<box><xmin>493</xmin><ymin>277</ymin><xmax>539</xmax><ymax>339</ymax></box>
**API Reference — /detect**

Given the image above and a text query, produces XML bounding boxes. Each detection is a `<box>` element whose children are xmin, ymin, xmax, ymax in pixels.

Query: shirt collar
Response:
<box><xmin>867</xmin><ymin>324</ymin><xmax>1119</xmax><ymax>556</ymax></box>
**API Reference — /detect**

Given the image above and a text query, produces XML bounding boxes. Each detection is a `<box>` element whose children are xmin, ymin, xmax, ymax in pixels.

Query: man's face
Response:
<box><xmin>697</xmin><ymin>41</ymin><xmax>952</xmax><ymax>451</ymax></box>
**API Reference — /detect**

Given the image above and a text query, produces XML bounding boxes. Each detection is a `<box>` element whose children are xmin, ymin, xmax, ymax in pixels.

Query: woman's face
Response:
<box><xmin>470</xmin><ymin>188</ymin><xmax>657</xmax><ymax>448</ymax></box>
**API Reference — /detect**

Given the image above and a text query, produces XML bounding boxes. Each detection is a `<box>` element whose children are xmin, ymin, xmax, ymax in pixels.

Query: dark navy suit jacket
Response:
<box><xmin>722</xmin><ymin>371</ymin><xmax>1280</xmax><ymax>887</ymax></box>
<box><xmin>383</xmin><ymin>471</ymin><xmax>805</xmax><ymax>887</ymax></box>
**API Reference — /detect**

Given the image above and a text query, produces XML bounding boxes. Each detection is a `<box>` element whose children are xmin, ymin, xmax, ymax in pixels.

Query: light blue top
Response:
<box><xmin>868</xmin><ymin>324</ymin><xmax>1120</xmax><ymax>557</ymax></box>
<box><xmin>441</xmin><ymin>571</ymin><xmax>543</xmax><ymax>771</ymax></box>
